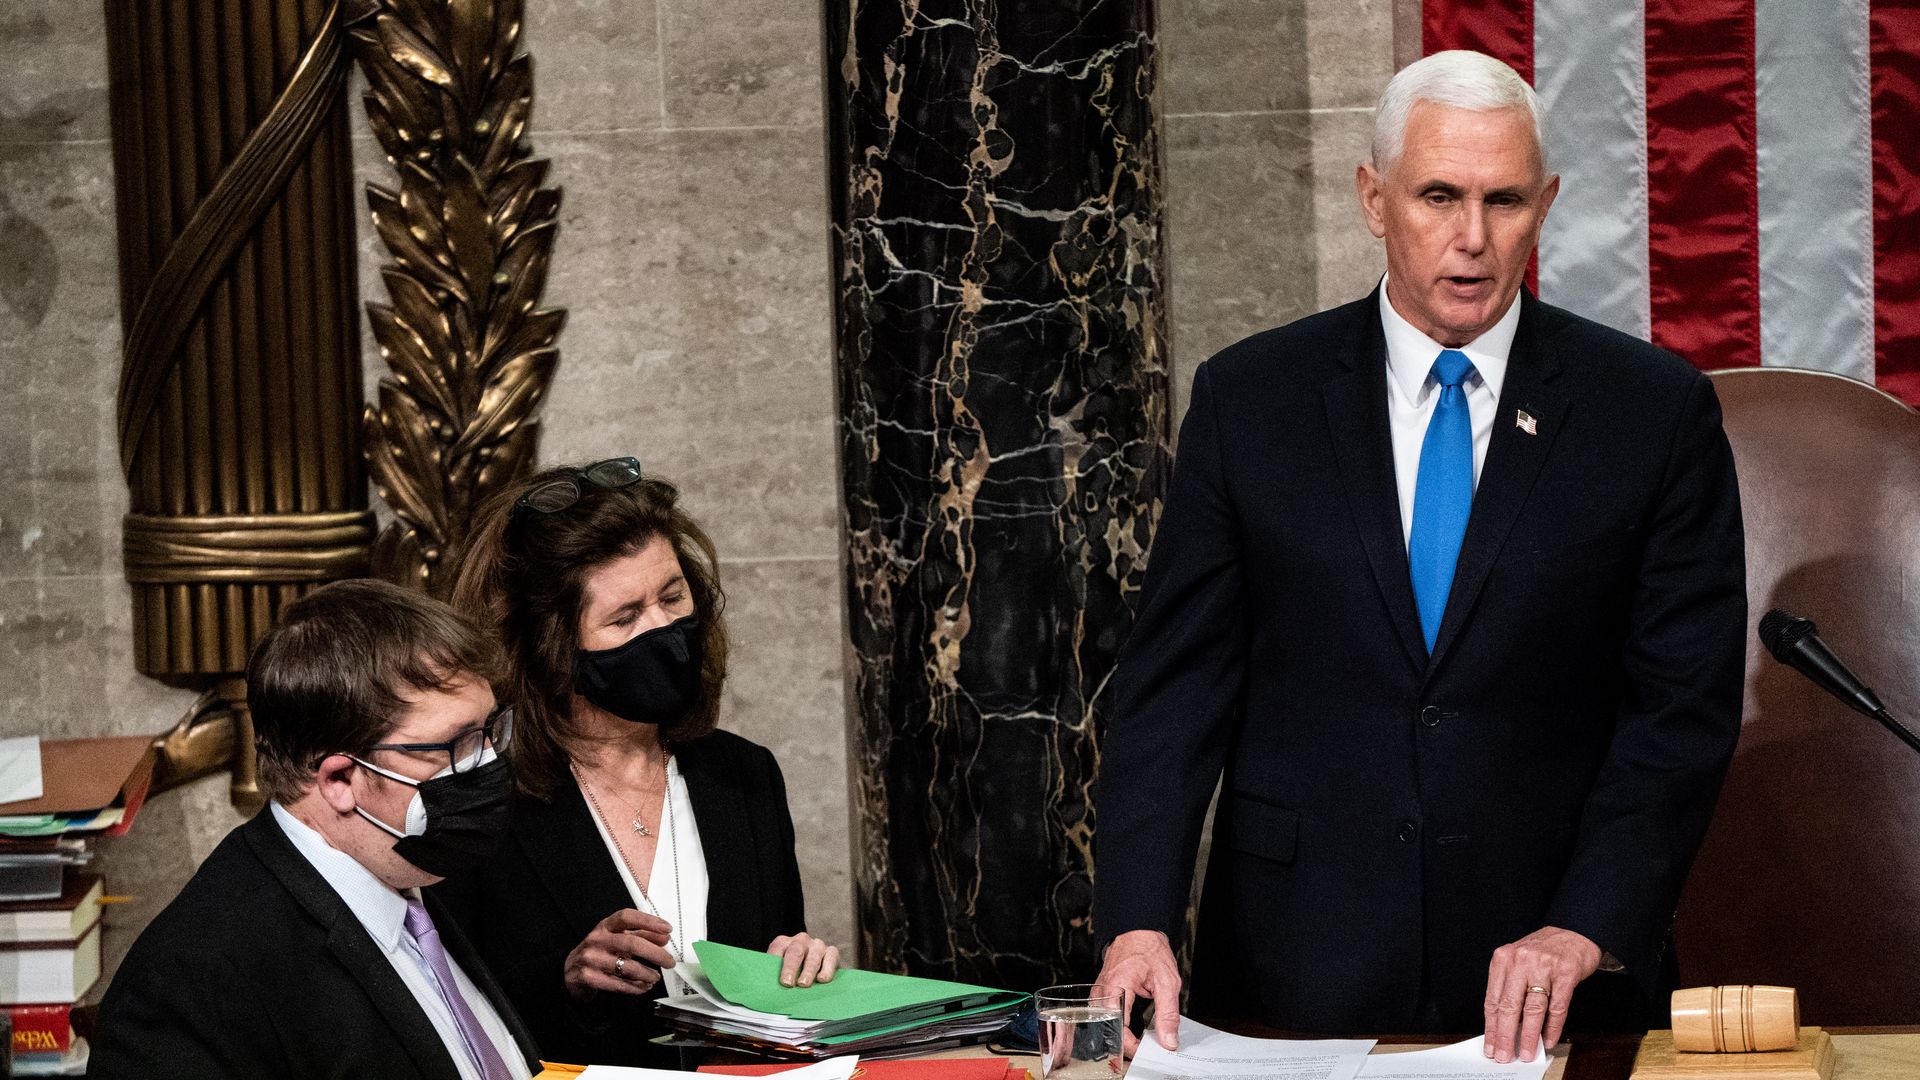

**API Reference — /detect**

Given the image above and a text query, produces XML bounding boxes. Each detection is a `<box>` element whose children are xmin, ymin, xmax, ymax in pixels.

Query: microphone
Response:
<box><xmin>1758</xmin><ymin>609</ymin><xmax>1920</xmax><ymax>757</ymax></box>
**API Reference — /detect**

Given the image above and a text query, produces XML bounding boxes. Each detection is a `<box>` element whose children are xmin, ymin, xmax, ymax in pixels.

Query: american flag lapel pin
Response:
<box><xmin>1515</xmin><ymin>408</ymin><xmax>1538</xmax><ymax>436</ymax></box>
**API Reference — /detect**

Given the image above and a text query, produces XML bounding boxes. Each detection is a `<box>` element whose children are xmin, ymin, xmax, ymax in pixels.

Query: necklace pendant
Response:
<box><xmin>632</xmin><ymin>818</ymin><xmax>651</xmax><ymax>837</ymax></box>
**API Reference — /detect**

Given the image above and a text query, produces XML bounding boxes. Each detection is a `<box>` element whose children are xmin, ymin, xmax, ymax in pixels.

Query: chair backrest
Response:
<box><xmin>1674</xmin><ymin>368</ymin><xmax>1920</xmax><ymax>1024</ymax></box>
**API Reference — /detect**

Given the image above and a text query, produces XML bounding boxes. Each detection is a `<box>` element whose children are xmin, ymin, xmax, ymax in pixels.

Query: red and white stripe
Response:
<box><xmin>1423</xmin><ymin>0</ymin><xmax>1920</xmax><ymax>406</ymax></box>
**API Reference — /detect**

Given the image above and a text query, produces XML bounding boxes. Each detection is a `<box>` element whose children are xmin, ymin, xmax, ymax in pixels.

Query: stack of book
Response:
<box><xmin>656</xmin><ymin>942</ymin><xmax>1026</xmax><ymax>1060</ymax></box>
<box><xmin>0</xmin><ymin>871</ymin><xmax>105</xmax><ymax>1076</ymax></box>
<box><xmin>0</xmin><ymin>736</ymin><xmax>158</xmax><ymax>1078</ymax></box>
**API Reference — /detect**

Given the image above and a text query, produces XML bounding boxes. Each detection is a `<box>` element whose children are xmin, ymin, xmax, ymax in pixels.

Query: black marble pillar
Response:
<box><xmin>825</xmin><ymin>0</ymin><xmax>1171</xmax><ymax>987</ymax></box>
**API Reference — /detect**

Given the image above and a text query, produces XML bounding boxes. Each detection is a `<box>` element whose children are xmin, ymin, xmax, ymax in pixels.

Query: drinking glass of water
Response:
<box><xmin>1037</xmin><ymin>983</ymin><xmax>1125</xmax><ymax>1078</ymax></box>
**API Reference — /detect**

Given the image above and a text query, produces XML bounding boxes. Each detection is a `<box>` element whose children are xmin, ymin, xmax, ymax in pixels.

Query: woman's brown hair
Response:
<box><xmin>449</xmin><ymin>464</ymin><xmax>728</xmax><ymax>799</ymax></box>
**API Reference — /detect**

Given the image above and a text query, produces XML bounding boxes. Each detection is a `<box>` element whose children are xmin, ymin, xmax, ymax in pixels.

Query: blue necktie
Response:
<box><xmin>1409</xmin><ymin>349</ymin><xmax>1477</xmax><ymax>653</ymax></box>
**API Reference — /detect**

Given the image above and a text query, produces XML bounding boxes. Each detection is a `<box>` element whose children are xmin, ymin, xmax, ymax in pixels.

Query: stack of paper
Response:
<box><xmin>1132</xmin><ymin>1020</ymin><xmax>1558</xmax><ymax>1080</ymax></box>
<box><xmin>0</xmin><ymin>737</ymin><xmax>156</xmax><ymax>841</ymax></box>
<box><xmin>1356</xmin><ymin>1036</ymin><xmax>1558</xmax><ymax>1079</ymax></box>
<box><xmin>1130</xmin><ymin>1018</ymin><xmax>1375</xmax><ymax>1080</ymax></box>
<box><xmin>654</xmin><ymin>941</ymin><xmax>1026</xmax><ymax>1059</ymax></box>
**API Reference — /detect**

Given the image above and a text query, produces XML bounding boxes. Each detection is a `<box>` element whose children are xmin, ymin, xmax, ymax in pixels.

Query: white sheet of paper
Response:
<box><xmin>578</xmin><ymin>1054</ymin><xmax>858</xmax><ymax>1080</ymax></box>
<box><xmin>0</xmin><ymin>738</ymin><xmax>43</xmax><ymax>805</ymax></box>
<box><xmin>1355</xmin><ymin>1036</ymin><xmax>1558</xmax><ymax>1079</ymax></box>
<box><xmin>670</xmin><ymin>959</ymin><xmax>815</xmax><ymax>1028</ymax></box>
<box><xmin>1128</xmin><ymin>1018</ymin><xmax>1375</xmax><ymax>1080</ymax></box>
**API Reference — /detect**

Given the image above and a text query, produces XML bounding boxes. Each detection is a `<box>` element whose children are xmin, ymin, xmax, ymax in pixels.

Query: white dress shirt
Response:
<box><xmin>1379</xmin><ymin>285</ymin><xmax>1627</xmax><ymax>972</ymax></box>
<box><xmin>270</xmin><ymin>803</ymin><xmax>528</xmax><ymax>1080</ymax></box>
<box><xmin>1379</xmin><ymin>275</ymin><xmax>1521</xmax><ymax>548</ymax></box>
<box><xmin>580</xmin><ymin>755</ymin><xmax>711</xmax><ymax>996</ymax></box>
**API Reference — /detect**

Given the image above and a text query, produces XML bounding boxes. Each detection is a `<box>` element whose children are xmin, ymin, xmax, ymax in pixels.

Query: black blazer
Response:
<box><xmin>432</xmin><ymin>729</ymin><xmax>807</xmax><ymax>1067</ymax></box>
<box><xmin>91</xmin><ymin>810</ymin><xmax>542</xmax><ymax>1080</ymax></box>
<box><xmin>1094</xmin><ymin>288</ymin><xmax>1746</xmax><ymax>1034</ymax></box>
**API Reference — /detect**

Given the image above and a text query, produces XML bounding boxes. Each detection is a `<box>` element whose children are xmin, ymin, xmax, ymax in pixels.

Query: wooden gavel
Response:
<box><xmin>1671</xmin><ymin>985</ymin><xmax>1801</xmax><ymax>1053</ymax></box>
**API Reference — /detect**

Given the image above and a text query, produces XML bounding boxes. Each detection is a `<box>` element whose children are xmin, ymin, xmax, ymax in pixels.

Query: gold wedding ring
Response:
<box><xmin>1526</xmin><ymin>985</ymin><xmax>1549</xmax><ymax>995</ymax></box>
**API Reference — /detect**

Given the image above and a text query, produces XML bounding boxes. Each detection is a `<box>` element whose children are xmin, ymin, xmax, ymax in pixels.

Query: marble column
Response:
<box><xmin>826</xmin><ymin>0</ymin><xmax>1171</xmax><ymax>987</ymax></box>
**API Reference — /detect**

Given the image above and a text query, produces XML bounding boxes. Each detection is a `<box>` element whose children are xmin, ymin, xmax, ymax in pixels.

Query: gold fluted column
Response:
<box><xmin>105</xmin><ymin>0</ymin><xmax>368</xmax><ymax>804</ymax></box>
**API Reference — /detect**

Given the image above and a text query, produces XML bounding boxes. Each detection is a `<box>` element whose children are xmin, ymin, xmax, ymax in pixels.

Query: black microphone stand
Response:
<box><xmin>1868</xmin><ymin>706</ymin><xmax>1920</xmax><ymax>758</ymax></box>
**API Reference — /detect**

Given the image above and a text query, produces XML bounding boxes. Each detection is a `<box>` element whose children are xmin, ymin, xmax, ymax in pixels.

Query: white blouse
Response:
<box><xmin>578</xmin><ymin>756</ymin><xmax>711</xmax><ymax>996</ymax></box>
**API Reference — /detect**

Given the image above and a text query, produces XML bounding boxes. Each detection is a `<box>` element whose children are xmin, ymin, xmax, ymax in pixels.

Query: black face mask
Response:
<box><xmin>351</xmin><ymin>753</ymin><xmax>513</xmax><ymax>878</ymax></box>
<box><xmin>574</xmin><ymin>614</ymin><xmax>705</xmax><ymax>727</ymax></box>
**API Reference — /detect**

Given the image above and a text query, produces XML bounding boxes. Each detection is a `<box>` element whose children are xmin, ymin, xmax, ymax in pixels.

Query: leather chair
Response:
<box><xmin>1673</xmin><ymin>368</ymin><xmax>1920</xmax><ymax>1024</ymax></box>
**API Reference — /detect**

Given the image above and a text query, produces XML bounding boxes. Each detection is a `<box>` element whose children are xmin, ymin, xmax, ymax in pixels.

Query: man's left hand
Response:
<box><xmin>1482</xmin><ymin>926</ymin><xmax>1601</xmax><ymax>1063</ymax></box>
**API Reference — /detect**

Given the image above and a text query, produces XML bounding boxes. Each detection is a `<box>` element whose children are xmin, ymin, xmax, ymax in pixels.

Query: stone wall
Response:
<box><xmin>0</xmin><ymin>0</ymin><xmax>853</xmax><ymax>981</ymax></box>
<box><xmin>0</xmin><ymin>0</ymin><xmax>1395</xmax><ymax>988</ymax></box>
<box><xmin>493</xmin><ymin>0</ymin><xmax>852</xmax><ymax>953</ymax></box>
<box><xmin>1160</xmin><ymin>0</ymin><xmax>1393</xmax><ymax>422</ymax></box>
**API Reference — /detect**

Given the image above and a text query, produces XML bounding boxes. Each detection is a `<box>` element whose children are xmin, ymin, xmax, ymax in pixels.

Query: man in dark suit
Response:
<box><xmin>92</xmin><ymin>580</ymin><xmax>541</xmax><ymax>1080</ymax></box>
<box><xmin>1093</xmin><ymin>50</ymin><xmax>1745</xmax><ymax>1065</ymax></box>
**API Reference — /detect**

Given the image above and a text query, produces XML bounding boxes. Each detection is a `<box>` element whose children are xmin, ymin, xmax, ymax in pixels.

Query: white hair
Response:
<box><xmin>1371</xmin><ymin>50</ymin><xmax>1548</xmax><ymax>176</ymax></box>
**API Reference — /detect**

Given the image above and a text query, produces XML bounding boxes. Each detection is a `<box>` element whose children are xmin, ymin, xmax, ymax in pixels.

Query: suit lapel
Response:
<box><xmin>515</xmin><ymin>781</ymin><xmax>640</xmax><ymax>943</ymax></box>
<box><xmin>1426</xmin><ymin>292</ymin><xmax>1569</xmax><ymax>676</ymax></box>
<box><xmin>676</xmin><ymin>738</ymin><xmax>759</xmax><ymax>949</ymax></box>
<box><xmin>1323</xmin><ymin>291</ymin><xmax>1430</xmax><ymax>673</ymax></box>
<box><xmin>428</xmin><ymin>891</ymin><xmax>544</xmax><ymax>1071</ymax></box>
<box><xmin>241</xmin><ymin>812</ymin><xmax>463</xmax><ymax>1080</ymax></box>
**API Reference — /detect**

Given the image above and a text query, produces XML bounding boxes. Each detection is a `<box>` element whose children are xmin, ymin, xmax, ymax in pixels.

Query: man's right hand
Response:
<box><xmin>1094</xmin><ymin>929</ymin><xmax>1183</xmax><ymax>1057</ymax></box>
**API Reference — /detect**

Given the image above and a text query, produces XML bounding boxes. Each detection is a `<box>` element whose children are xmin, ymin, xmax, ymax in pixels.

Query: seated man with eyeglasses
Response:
<box><xmin>92</xmin><ymin>579</ymin><xmax>539</xmax><ymax>1080</ymax></box>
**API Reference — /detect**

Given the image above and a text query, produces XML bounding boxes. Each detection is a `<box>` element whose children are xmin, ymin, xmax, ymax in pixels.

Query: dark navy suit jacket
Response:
<box><xmin>92</xmin><ymin>810</ymin><xmax>542</xmax><ymax>1080</ymax></box>
<box><xmin>1094</xmin><ymin>287</ymin><xmax>1746</xmax><ymax>1034</ymax></box>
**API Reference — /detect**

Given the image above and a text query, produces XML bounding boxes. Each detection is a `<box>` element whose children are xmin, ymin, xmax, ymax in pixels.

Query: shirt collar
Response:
<box><xmin>1377</xmin><ymin>273</ymin><xmax>1519</xmax><ymax>404</ymax></box>
<box><xmin>271</xmin><ymin>801</ymin><xmax>413</xmax><ymax>951</ymax></box>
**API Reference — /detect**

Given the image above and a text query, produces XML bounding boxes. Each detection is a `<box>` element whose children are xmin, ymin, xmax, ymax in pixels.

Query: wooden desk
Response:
<box><xmin>1368</xmin><ymin>1030</ymin><xmax>1920</xmax><ymax>1080</ymax></box>
<box><xmin>921</xmin><ymin>1028</ymin><xmax>1920</xmax><ymax>1080</ymax></box>
<box><xmin>1827</xmin><ymin>1030</ymin><xmax>1920</xmax><ymax>1079</ymax></box>
<box><xmin>569</xmin><ymin>1027</ymin><xmax>1918</xmax><ymax>1079</ymax></box>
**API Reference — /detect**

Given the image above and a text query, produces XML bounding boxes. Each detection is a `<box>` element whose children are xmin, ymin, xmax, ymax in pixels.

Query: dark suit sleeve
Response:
<box><xmin>764</xmin><ymin>747</ymin><xmax>809</xmax><ymax>938</ymax></box>
<box><xmin>1095</xmin><ymin>360</ymin><xmax>1248</xmax><ymax>944</ymax></box>
<box><xmin>1546</xmin><ymin>371</ymin><xmax>1746</xmax><ymax>978</ymax></box>
<box><xmin>433</xmin><ymin>838</ymin><xmax>633</xmax><ymax>1051</ymax></box>
<box><xmin>91</xmin><ymin>949</ymin><xmax>277</xmax><ymax>1080</ymax></box>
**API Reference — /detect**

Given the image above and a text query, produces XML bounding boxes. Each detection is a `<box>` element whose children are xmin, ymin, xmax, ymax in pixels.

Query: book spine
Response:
<box><xmin>6</xmin><ymin>1003</ymin><xmax>72</xmax><ymax>1053</ymax></box>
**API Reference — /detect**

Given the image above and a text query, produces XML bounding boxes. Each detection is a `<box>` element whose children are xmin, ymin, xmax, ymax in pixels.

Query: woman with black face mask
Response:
<box><xmin>429</xmin><ymin>458</ymin><xmax>840</xmax><ymax>1068</ymax></box>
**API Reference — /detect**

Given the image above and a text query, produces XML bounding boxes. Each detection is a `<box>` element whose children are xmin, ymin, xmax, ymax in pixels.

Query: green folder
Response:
<box><xmin>692</xmin><ymin>940</ymin><xmax>1027</xmax><ymax>1023</ymax></box>
<box><xmin>0</xmin><ymin>815</ymin><xmax>64</xmax><ymax>837</ymax></box>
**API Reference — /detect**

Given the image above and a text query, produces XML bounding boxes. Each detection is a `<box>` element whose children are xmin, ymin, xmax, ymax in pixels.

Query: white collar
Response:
<box><xmin>271</xmin><ymin>801</ymin><xmax>413</xmax><ymax>951</ymax></box>
<box><xmin>1377</xmin><ymin>273</ymin><xmax>1519</xmax><ymax>404</ymax></box>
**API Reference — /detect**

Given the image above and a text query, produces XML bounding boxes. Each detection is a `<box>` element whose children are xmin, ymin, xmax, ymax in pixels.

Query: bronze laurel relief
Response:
<box><xmin>349</xmin><ymin>0</ymin><xmax>566</xmax><ymax>595</ymax></box>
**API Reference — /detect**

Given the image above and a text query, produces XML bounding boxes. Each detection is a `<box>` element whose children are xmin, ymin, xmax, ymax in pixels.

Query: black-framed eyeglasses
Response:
<box><xmin>361</xmin><ymin>705</ymin><xmax>514</xmax><ymax>775</ymax></box>
<box><xmin>512</xmin><ymin>457</ymin><xmax>645</xmax><ymax>519</ymax></box>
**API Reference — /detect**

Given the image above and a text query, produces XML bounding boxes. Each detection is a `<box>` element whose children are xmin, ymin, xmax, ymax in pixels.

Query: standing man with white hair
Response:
<box><xmin>1093</xmin><ymin>50</ymin><xmax>1745</xmax><ymax>1064</ymax></box>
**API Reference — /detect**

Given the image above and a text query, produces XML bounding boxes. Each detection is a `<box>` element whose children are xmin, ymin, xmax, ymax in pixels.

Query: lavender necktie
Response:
<box><xmin>402</xmin><ymin>896</ymin><xmax>517</xmax><ymax>1080</ymax></box>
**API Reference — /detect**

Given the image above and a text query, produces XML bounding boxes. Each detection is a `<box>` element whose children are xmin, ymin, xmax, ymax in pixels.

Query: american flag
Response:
<box><xmin>1422</xmin><ymin>0</ymin><xmax>1920</xmax><ymax>407</ymax></box>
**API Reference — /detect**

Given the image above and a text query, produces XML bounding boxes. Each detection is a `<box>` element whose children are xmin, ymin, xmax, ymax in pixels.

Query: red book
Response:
<box><xmin>700</xmin><ymin>1060</ymin><xmax>1015</xmax><ymax>1080</ymax></box>
<box><xmin>6</xmin><ymin>1002</ymin><xmax>72</xmax><ymax>1054</ymax></box>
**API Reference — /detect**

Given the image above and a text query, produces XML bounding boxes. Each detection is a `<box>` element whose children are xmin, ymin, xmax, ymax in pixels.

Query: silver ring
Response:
<box><xmin>614</xmin><ymin>957</ymin><xmax>627</xmax><ymax>977</ymax></box>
